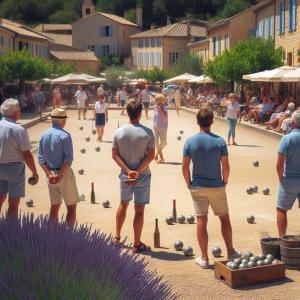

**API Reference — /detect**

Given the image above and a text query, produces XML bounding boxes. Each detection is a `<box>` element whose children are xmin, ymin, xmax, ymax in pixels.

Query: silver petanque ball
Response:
<box><xmin>102</xmin><ymin>200</ymin><xmax>110</xmax><ymax>208</ymax></box>
<box><xmin>272</xmin><ymin>259</ymin><xmax>279</xmax><ymax>265</ymax></box>
<box><xmin>177</xmin><ymin>136</ymin><xmax>181</xmax><ymax>141</ymax></box>
<box><xmin>79</xmin><ymin>126</ymin><xmax>84</xmax><ymax>131</ymax></box>
<box><xmin>247</xmin><ymin>261</ymin><xmax>257</xmax><ymax>268</ymax></box>
<box><xmin>26</xmin><ymin>199</ymin><xmax>34</xmax><ymax>207</ymax></box>
<box><xmin>177</xmin><ymin>215</ymin><xmax>185</xmax><ymax>224</ymax></box>
<box><xmin>79</xmin><ymin>193</ymin><xmax>85</xmax><ymax>201</ymax></box>
<box><xmin>95</xmin><ymin>147</ymin><xmax>101</xmax><ymax>152</ymax></box>
<box><xmin>266</xmin><ymin>254</ymin><xmax>274</xmax><ymax>261</ymax></box>
<box><xmin>253</xmin><ymin>161</ymin><xmax>259</xmax><ymax>167</ymax></box>
<box><xmin>241</xmin><ymin>258</ymin><xmax>249</xmax><ymax>264</ymax></box>
<box><xmin>242</xmin><ymin>251</ymin><xmax>253</xmax><ymax>258</ymax></box>
<box><xmin>80</xmin><ymin>148</ymin><xmax>86</xmax><ymax>154</ymax></box>
<box><xmin>257</xmin><ymin>253</ymin><xmax>266</xmax><ymax>260</ymax></box>
<box><xmin>263</xmin><ymin>188</ymin><xmax>270</xmax><ymax>195</ymax></box>
<box><xmin>174</xmin><ymin>240</ymin><xmax>184</xmax><ymax>251</ymax></box>
<box><xmin>165</xmin><ymin>216</ymin><xmax>174</xmax><ymax>225</ymax></box>
<box><xmin>247</xmin><ymin>215</ymin><xmax>255</xmax><ymax>224</ymax></box>
<box><xmin>85</xmin><ymin>137</ymin><xmax>91</xmax><ymax>142</ymax></box>
<box><xmin>78</xmin><ymin>169</ymin><xmax>84</xmax><ymax>175</ymax></box>
<box><xmin>249</xmin><ymin>256</ymin><xmax>258</xmax><ymax>263</ymax></box>
<box><xmin>183</xmin><ymin>246</ymin><xmax>193</xmax><ymax>256</ymax></box>
<box><xmin>256</xmin><ymin>260</ymin><xmax>264</xmax><ymax>266</ymax></box>
<box><xmin>179</xmin><ymin>130</ymin><xmax>184</xmax><ymax>135</ymax></box>
<box><xmin>239</xmin><ymin>263</ymin><xmax>248</xmax><ymax>269</ymax></box>
<box><xmin>263</xmin><ymin>258</ymin><xmax>272</xmax><ymax>265</ymax></box>
<box><xmin>186</xmin><ymin>215</ymin><xmax>195</xmax><ymax>224</ymax></box>
<box><xmin>234</xmin><ymin>258</ymin><xmax>242</xmax><ymax>264</ymax></box>
<box><xmin>246</xmin><ymin>187</ymin><xmax>254</xmax><ymax>194</ymax></box>
<box><xmin>252</xmin><ymin>185</ymin><xmax>258</xmax><ymax>193</ymax></box>
<box><xmin>212</xmin><ymin>247</ymin><xmax>222</xmax><ymax>258</ymax></box>
<box><xmin>229</xmin><ymin>262</ymin><xmax>239</xmax><ymax>270</ymax></box>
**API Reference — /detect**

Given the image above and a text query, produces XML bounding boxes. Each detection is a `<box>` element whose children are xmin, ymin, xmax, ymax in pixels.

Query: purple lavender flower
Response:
<box><xmin>0</xmin><ymin>214</ymin><xmax>176</xmax><ymax>300</ymax></box>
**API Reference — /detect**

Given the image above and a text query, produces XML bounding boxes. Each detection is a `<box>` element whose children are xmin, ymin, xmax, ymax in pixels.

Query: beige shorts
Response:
<box><xmin>190</xmin><ymin>186</ymin><xmax>228</xmax><ymax>216</ymax></box>
<box><xmin>48</xmin><ymin>168</ymin><xmax>80</xmax><ymax>206</ymax></box>
<box><xmin>77</xmin><ymin>102</ymin><xmax>85</xmax><ymax>109</ymax></box>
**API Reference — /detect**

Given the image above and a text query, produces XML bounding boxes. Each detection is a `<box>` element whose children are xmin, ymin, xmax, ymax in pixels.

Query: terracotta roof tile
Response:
<box><xmin>72</xmin><ymin>12</ymin><xmax>138</xmax><ymax>27</ymax></box>
<box><xmin>42</xmin><ymin>33</ymin><xmax>72</xmax><ymax>47</ymax></box>
<box><xmin>50</xmin><ymin>50</ymin><xmax>98</xmax><ymax>61</ymax></box>
<box><xmin>1</xmin><ymin>19</ymin><xmax>50</xmax><ymax>41</ymax></box>
<box><xmin>130</xmin><ymin>22</ymin><xmax>207</xmax><ymax>39</ymax></box>
<box><xmin>34</xmin><ymin>24</ymin><xmax>72</xmax><ymax>32</ymax></box>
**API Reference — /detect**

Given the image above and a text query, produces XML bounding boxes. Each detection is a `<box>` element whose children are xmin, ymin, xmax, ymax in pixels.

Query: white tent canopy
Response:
<box><xmin>243</xmin><ymin>66</ymin><xmax>296</xmax><ymax>82</ymax></box>
<box><xmin>188</xmin><ymin>75</ymin><xmax>214</xmax><ymax>84</ymax></box>
<box><xmin>282</xmin><ymin>68</ymin><xmax>300</xmax><ymax>82</ymax></box>
<box><xmin>164</xmin><ymin>73</ymin><xmax>197</xmax><ymax>84</ymax></box>
<box><xmin>49</xmin><ymin>74</ymin><xmax>106</xmax><ymax>85</ymax></box>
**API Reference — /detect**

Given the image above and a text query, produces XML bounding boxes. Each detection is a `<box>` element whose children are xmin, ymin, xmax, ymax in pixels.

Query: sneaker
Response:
<box><xmin>228</xmin><ymin>249</ymin><xmax>241</xmax><ymax>260</ymax></box>
<box><xmin>195</xmin><ymin>257</ymin><xmax>210</xmax><ymax>269</ymax></box>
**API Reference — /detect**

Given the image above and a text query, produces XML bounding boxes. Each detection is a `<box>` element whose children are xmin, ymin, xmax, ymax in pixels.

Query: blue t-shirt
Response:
<box><xmin>278</xmin><ymin>129</ymin><xmax>300</xmax><ymax>179</ymax></box>
<box><xmin>183</xmin><ymin>132</ymin><xmax>228</xmax><ymax>188</ymax></box>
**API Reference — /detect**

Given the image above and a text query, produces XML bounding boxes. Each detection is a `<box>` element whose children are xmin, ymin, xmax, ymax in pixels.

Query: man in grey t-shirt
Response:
<box><xmin>112</xmin><ymin>101</ymin><xmax>155</xmax><ymax>253</ymax></box>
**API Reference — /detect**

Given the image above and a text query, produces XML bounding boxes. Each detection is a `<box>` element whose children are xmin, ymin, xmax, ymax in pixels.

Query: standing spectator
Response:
<box><xmin>187</xmin><ymin>85</ymin><xmax>193</xmax><ymax>106</ymax></box>
<box><xmin>141</xmin><ymin>84</ymin><xmax>151</xmax><ymax>119</ymax></box>
<box><xmin>0</xmin><ymin>99</ymin><xmax>39</xmax><ymax>218</ymax></box>
<box><xmin>174</xmin><ymin>87</ymin><xmax>181</xmax><ymax>115</ymax></box>
<box><xmin>276</xmin><ymin>110</ymin><xmax>300</xmax><ymax>237</ymax></box>
<box><xmin>38</xmin><ymin>108</ymin><xmax>80</xmax><ymax>226</ymax></box>
<box><xmin>94</xmin><ymin>95</ymin><xmax>108</xmax><ymax>142</ymax></box>
<box><xmin>74</xmin><ymin>85</ymin><xmax>88</xmax><ymax>120</ymax></box>
<box><xmin>153</xmin><ymin>94</ymin><xmax>168</xmax><ymax>163</ymax></box>
<box><xmin>182</xmin><ymin>108</ymin><xmax>240</xmax><ymax>268</ymax></box>
<box><xmin>221</xmin><ymin>93</ymin><xmax>240</xmax><ymax>145</ymax></box>
<box><xmin>97</xmin><ymin>84</ymin><xmax>105</xmax><ymax>97</ymax></box>
<box><xmin>107</xmin><ymin>89</ymin><xmax>112</xmax><ymax>108</ymax></box>
<box><xmin>112</xmin><ymin>101</ymin><xmax>155</xmax><ymax>253</ymax></box>
<box><xmin>52</xmin><ymin>87</ymin><xmax>62</xmax><ymax>108</ymax></box>
<box><xmin>19</xmin><ymin>91</ymin><xmax>28</xmax><ymax>112</ymax></box>
<box><xmin>118</xmin><ymin>86</ymin><xmax>128</xmax><ymax>116</ymax></box>
<box><xmin>35</xmin><ymin>87</ymin><xmax>46</xmax><ymax>117</ymax></box>
<box><xmin>115</xmin><ymin>88</ymin><xmax>121</xmax><ymax>106</ymax></box>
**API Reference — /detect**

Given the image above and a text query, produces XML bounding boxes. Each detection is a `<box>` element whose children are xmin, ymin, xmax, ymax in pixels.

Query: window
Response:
<box><xmin>213</xmin><ymin>37</ymin><xmax>216</xmax><ymax>56</ymax></box>
<box><xmin>145</xmin><ymin>38</ymin><xmax>149</xmax><ymax>48</ymax></box>
<box><xmin>144</xmin><ymin>52</ymin><xmax>149</xmax><ymax>66</ymax></box>
<box><xmin>150</xmin><ymin>52</ymin><xmax>155</xmax><ymax>66</ymax></box>
<box><xmin>156</xmin><ymin>38</ymin><xmax>161</xmax><ymax>47</ymax></box>
<box><xmin>138</xmin><ymin>39</ymin><xmax>144</xmax><ymax>48</ymax></box>
<box><xmin>103</xmin><ymin>45</ymin><xmax>110</xmax><ymax>56</ymax></box>
<box><xmin>218</xmin><ymin>35</ymin><xmax>222</xmax><ymax>54</ymax></box>
<box><xmin>138</xmin><ymin>52</ymin><xmax>143</xmax><ymax>65</ymax></box>
<box><xmin>150</xmin><ymin>38</ymin><xmax>155</xmax><ymax>47</ymax></box>
<box><xmin>270</xmin><ymin>16</ymin><xmax>274</xmax><ymax>36</ymax></box>
<box><xmin>289</xmin><ymin>0</ymin><xmax>297</xmax><ymax>32</ymax></box>
<box><xmin>169</xmin><ymin>52</ymin><xmax>179</xmax><ymax>65</ymax></box>
<box><xmin>86</xmin><ymin>8</ymin><xmax>91</xmax><ymax>15</ymax></box>
<box><xmin>278</xmin><ymin>0</ymin><xmax>285</xmax><ymax>34</ymax></box>
<box><xmin>287</xmin><ymin>52</ymin><xmax>293</xmax><ymax>66</ymax></box>
<box><xmin>101</xmin><ymin>25</ymin><xmax>112</xmax><ymax>37</ymax></box>
<box><xmin>224</xmin><ymin>34</ymin><xmax>228</xmax><ymax>50</ymax></box>
<box><xmin>156</xmin><ymin>52</ymin><xmax>161</xmax><ymax>66</ymax></box>
<box><xmin>19</xmin><ymin>41</ymin><xmax>23</xmax><ymax>51</ymax></box>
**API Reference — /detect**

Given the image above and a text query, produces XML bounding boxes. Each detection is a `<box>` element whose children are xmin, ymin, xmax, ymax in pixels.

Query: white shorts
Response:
<box><xmin>77</xmin><ymin>101</ymin><xmax>86</xmax><ymax>109</ymax></box>
<box><xmin>47</xmin><ymin>168</ymin><xmax>80</xmax><ymax>206</ymax></box>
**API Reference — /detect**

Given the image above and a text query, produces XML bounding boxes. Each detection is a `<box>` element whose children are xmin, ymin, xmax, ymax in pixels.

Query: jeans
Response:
<box><xmin>227</xmin><ymin>118</ymin><xmax>237</xmax><ymax>139</ymax></box>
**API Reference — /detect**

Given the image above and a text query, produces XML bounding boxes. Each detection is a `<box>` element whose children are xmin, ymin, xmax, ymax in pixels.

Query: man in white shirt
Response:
<box><xmin>74</xmin><ymin>85</ymin><xmax>88</xmax><ymax>120</ymax></box>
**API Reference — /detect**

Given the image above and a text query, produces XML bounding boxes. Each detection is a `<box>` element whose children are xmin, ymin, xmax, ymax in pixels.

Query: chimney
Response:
<box><xmin>167</xmin><ymin>15</ymin><xmax>171</xmax><ymax>25</ymax></box>
<box><xmin>187</xmin><ymin>20</ymin><xmax>191</xmax><ymax>39</ymax></box>
<box><xmin>136</xmin><ymin>5</ymin><xmax>143</xmax><ymax>29</ymax></box>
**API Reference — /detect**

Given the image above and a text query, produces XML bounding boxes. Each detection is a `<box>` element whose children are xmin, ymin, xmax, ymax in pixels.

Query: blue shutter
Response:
<box><xmin>292</xmin><ymin>0</ymin><xmax>297</xmax><ymax>31</ymax></box>
<box><xmin>282</xmin><ymin>0</ymin><xmax>285</xmax><ymax>34</ymax></box>
<box><xmin>109</xmin><ymin>26</ymin><xmax>113</xmax><ymax>37</ymax></box>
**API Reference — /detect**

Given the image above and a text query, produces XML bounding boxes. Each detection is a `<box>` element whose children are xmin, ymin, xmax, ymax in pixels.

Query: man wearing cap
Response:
<box><xmin>0</xmin><ymin>98</ymin><xmax>39</xmax><ymax>218</ymax></box>
<box><xmin>38</xmin><ymin>108</ymin><xmax>80</xmax><ymax>226</ymax></box>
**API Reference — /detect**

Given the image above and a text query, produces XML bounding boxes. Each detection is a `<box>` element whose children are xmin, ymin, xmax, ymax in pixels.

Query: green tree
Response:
<box><xmin>131</xmin><ymin>67</ymin><xmax>169</xmax><ymax>83</ymax></box>
<box><xmin>205</xmin><ymin>38</ymin><xmax>284</xmax><ymax>84</ymax></box>
<box><xmin>104</xmin><ymin>65</ymin><xmax>125</xmax><ymax>92</ymax></box>
<box><xmin>171</xmin><ymin>52</ymin><xmax>203</xmax><ymax>76</ymax></box>
<box><xmin>49</xmin><ymin>10</ymin><xmax>80</xmax><ymax>23</ymax></box>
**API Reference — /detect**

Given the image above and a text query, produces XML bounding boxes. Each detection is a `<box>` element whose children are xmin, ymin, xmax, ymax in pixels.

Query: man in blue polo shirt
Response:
<box><xmin>276</xmin><ymin>110</ymin><xmax>300</xmax><ymax>237</ymax></box>
<box><xmin>182</xmin><ymin>107</ymin><xmax>240</xmax><ymax>269</ymax></box>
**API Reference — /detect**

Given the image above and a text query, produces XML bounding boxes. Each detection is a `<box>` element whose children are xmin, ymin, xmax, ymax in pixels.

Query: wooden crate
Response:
<box><xmin>214</xmin><ymin>260</ymin><xmax>286</xmax><ymax>289</ymax></box>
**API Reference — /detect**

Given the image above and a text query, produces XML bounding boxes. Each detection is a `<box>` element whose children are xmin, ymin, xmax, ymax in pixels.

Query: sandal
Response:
<box><xmin>113</xmin><ymin>236</ymin><xmax>121</xmax><ymax>246</ymax></box>
<box><xmin>132</xmin><ymin>242</ymin><xmax>151</xmax><ymax>254</ymax></box>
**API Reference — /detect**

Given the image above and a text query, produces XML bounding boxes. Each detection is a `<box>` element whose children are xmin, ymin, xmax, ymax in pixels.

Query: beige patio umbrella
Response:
<box><xmin>282</xmin><ymin>68</ymin><xmax>300</xmax><ymax>82</ymax></box>
<box><xmin>164</xmin><ymin>73</ymin><xmax>197</xmax><ymax>84</ymax></box>
<box><xmin>49</xmin><ymin>74</ymin><xmax>106</xmax><ymax>85</ymax></box>
<box><xmin>188</xmin><ymin>75</ymin><xmax>214</xmax><ymax>84</ymax></box>
<box><xmin>243</xmin><ymin>66</ymin><xmax>296</xmax><ymax>82</ymax></box>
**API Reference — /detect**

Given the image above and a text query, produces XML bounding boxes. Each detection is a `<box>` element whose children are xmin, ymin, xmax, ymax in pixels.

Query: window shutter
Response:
<box><xmin>292</xmin><ymin>0</ymin><xmax>297</xmax><ymax>31</ymax></box>
<box><xmin>282</xmin><ymin>0</ymin><xmax>285</xmax><ymax>34</ymax></box>
<box><xmin>169</xmin><ymin>52</ymin><xmax>172</xmax><ymax>65</ymax></box>
<box><xmin>109</xmin><ymin>26</ymin><xmax>113</xmax><ymax>37</ymax></box>
<box><xmin>109</xmin><ymin>45</ymin><xmax>115</xmax><ymax>55</ymax></box>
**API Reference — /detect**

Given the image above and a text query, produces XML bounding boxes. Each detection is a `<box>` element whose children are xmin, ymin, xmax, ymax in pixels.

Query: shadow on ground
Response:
<box><xmin>144</xmin><ymin>250</ymin><xmax>194</xmax><ymax>261</ymax></box>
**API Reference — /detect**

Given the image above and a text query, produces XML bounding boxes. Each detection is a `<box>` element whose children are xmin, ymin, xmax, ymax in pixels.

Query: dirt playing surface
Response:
<box><xmin>7</xmin><ymin>109</ymin><xmax>300</xmax><ymax>299</ymax></box>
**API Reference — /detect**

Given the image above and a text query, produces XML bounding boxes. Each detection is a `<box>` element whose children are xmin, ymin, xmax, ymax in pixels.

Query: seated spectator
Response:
<box><xmin>245</xmin><ymin>97</ymin><xmax>267</xmax><ymax>122</ymax></box>
<box><xmin>281</xmin><ymin>106</ymin><xmax>300</xmax><ymax>134</ymax></box>
<box><xmin>254</xmin><ymin>97</ymin><xmax>276</xmax><ymax>123</ymax></box>
<box><xmin>265</xmin><ymin>97</ymin><xmax>289</xmax><ymax>126</ymax></box>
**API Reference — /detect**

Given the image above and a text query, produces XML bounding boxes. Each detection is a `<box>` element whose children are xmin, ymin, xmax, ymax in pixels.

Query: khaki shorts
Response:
<box><xmin>190</xmin><ymin>186</ymin><xmax>228</xmax><ymax>216</ymax></box>
<box><xmin>48</xmin><ymin>168</ymin><xmax>80</xmax><ymax>206</ymax></box>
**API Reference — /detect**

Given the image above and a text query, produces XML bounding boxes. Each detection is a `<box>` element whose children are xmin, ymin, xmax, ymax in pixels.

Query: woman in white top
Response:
<box><xmin>221</xmin><ymin>93</ymin><xmax>240</xmax><ymax>145</ymax></box>
<box><xmin>93</xmin><ymin>95</ymin><xmax>108</xmax><ymax>142</ymax></box>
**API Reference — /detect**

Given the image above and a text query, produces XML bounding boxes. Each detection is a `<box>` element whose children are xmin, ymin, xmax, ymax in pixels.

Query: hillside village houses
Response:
<box><xmin>0</xmin><ymin>18</ymin><xmax>50</xmax><ymax>57</ymax></box>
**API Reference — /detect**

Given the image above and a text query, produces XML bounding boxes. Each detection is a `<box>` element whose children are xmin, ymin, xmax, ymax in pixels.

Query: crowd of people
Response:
<box><xmin>1</xmin><ymin>81</ymin><xmax>300</xmax><ymax>269</ymax></box>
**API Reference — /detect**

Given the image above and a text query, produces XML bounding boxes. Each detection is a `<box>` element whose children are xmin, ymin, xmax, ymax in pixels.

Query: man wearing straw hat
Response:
<box><xmin>38</xmin><ymin>108</ymin><xmax>80</xmax><ymax>226</ymax></box>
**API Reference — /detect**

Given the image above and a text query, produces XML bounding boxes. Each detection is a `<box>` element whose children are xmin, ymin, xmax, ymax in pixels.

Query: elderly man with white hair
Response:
<box><xmin>0</xmin><ymin>98</ymin><xmax>39</xmax><ymax>218</ymax></box>
<box><xmin>276</xmin><ymin>110</ymin><xmax>300</xmax><ymax>237</ymax></box>
<box><xmin>38</xmin><ymin>108</ymin><xmax>80</xmax><ymax>226</ymax></box>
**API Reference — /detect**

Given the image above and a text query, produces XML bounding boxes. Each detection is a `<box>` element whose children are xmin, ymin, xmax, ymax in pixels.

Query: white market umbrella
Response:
<box><xmin>282</xmin><ymin>68</ymin><xmax>300</xmax><ymax>82</ymax></box>
<box><xmin>164</xmin><ymin>73</ymin><xmax>197</xmax><ymax>84</ymax></box>
<box><xmin>50</xmin><ymin>74</ymin><xmax>106</xmax><ymax>85</ymax></box>
<box><xmin>243</xmin><ymin>66</ymin><xmax>296</xmax><ymax>82</ymax></box>
<box><xmin>188</xmin><ymin>75</ymin><xmax>213</xmax><ymax>84</ymax></box>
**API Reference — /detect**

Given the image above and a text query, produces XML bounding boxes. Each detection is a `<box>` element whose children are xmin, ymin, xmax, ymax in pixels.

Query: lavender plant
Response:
<box><xmin>0</xmin><ymin>214</ymin><xmax>176</xmax><ymax>300</ymax></box>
